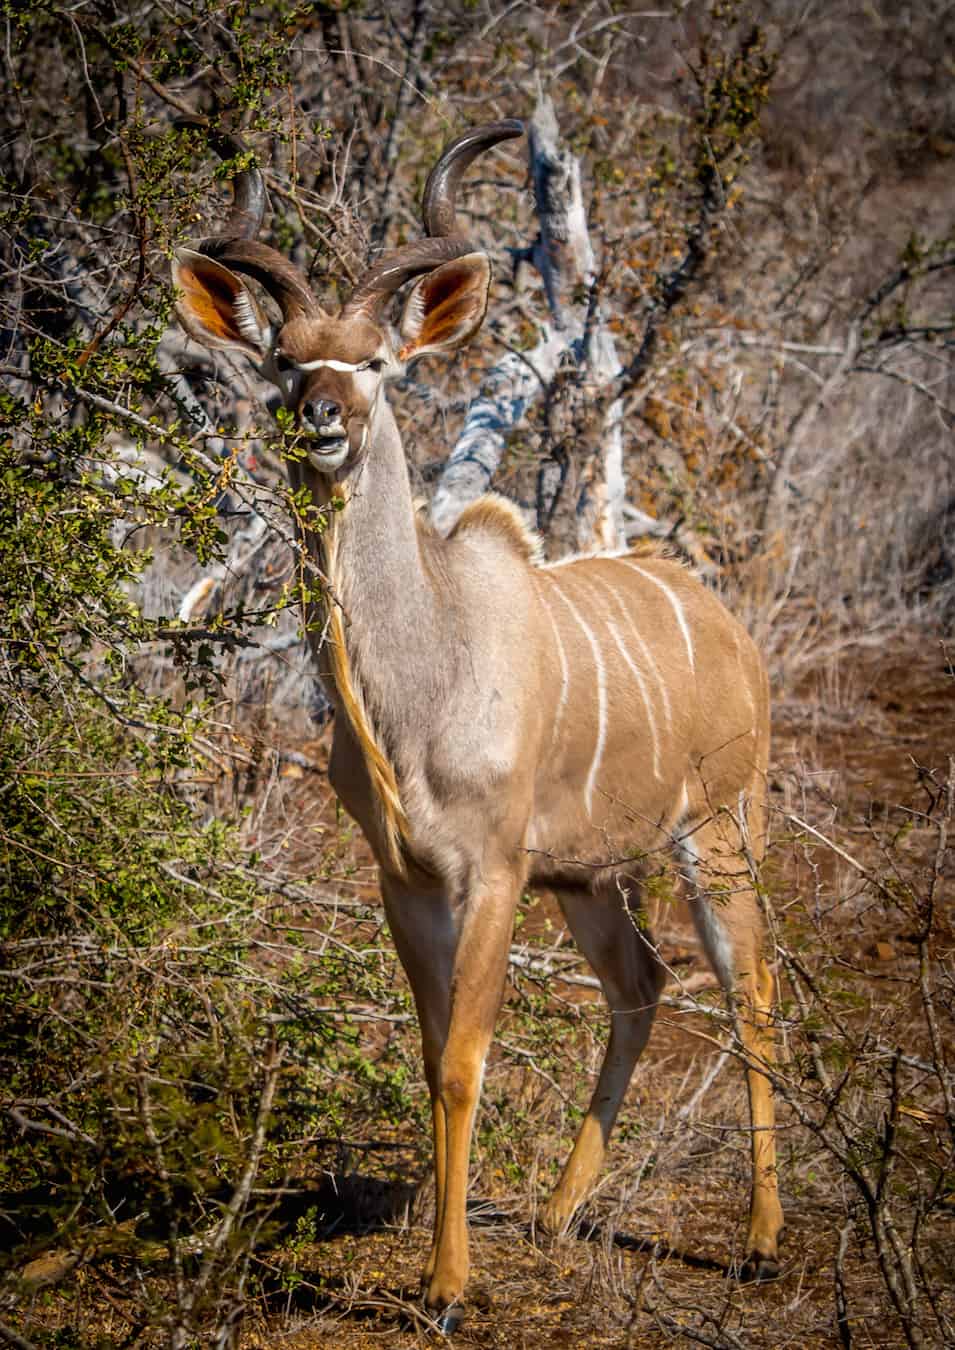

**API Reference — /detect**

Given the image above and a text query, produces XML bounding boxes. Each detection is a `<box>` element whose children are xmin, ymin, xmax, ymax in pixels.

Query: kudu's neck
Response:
<box><xmin>300</xmin><ymin>395</ymin><xmax>449</xmax><ymax>730</ymax></box>
<box><xmin>295</xmin><ymin>394</ymin><xmax>454</xmax><ymax>871</ymax></box>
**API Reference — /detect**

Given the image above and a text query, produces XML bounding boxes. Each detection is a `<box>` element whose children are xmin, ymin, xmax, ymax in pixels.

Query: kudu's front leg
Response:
<box><xmin>382</xmin><ymin>866</ymin><xmax>519</xmax><ymax>1322</ymax></box>
<box><xmin>381</xmin><ymin>878</ymin><xmax>455</xmax><ymax>1284</ymax></box>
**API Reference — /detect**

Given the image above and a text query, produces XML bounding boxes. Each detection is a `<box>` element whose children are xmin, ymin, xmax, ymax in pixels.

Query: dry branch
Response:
<box><xmin>430</xmin><ymin>94</ymin><xmax>626</xmax><ymax>549</ymax></box>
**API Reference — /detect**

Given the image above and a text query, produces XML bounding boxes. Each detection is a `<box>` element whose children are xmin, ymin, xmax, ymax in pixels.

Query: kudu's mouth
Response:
<box><xmin>305</xmin><ymin>436</ymin><xmax>348</xmax><ymax>473</ymax></box>
<box><xmin>308</xmin><ymin>425</ymin><xmax>347</xmax><ymax>448</ymax></box>
<box><xmin>303</xmin><ymin>415</ymin><xmax>364</xmax><ymax>474</ymax></box>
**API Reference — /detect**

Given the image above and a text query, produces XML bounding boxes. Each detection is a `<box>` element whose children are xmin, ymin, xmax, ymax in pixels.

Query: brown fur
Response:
<box><xmin>451</xmin><ymin>493</ymin><xmax>544</xmax><ymax>564</ymax></box>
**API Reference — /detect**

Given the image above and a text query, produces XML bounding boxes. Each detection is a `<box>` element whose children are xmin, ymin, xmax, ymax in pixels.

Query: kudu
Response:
<box><xmin>172</xmin><ymin>120</ymin><xmax>783</xmax><ymax>1326</ymax></box>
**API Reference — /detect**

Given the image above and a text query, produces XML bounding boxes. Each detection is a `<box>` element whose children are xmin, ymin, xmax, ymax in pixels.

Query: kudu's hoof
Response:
<box><xmin>738</xmin><ymin>1250</ymin><xmax>780</xmax><ymax>1283</ymax></box>
<box><xmin>429</xmin><ymin>1301</ymin><xmax>465</xmax><ymax>1335</ymax></box>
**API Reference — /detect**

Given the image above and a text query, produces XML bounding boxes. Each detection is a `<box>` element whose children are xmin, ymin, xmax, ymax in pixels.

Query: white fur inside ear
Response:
<box><xmin>171</xmin><ymin>248</ymin><xmax>267</xmax><ymax>360</ymax></box>
<box><xmin>234</xmin><ymin>289</ymin><xmax>266</xmax><ymax>348</ymax></box>
<box><xmin>397</xmin><ymin>252</ymin><xmax>491</xmax><ymax>358</ymax></box>
<box><xmin>400</xmin><ymin>278</ymin><xmax>430</xmax><ymax>341</ymax></box>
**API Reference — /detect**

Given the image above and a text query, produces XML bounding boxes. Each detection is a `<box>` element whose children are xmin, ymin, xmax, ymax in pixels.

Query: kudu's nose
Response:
<box><xmin>302</xmin><ymin>398</ymin><xmax>341</xmax><ymax>428</ymax></box>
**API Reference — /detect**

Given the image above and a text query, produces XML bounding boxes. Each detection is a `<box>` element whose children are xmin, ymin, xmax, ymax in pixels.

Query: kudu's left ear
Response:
<box><xmin>397</xmin><ymin>253</ymin><xmax>491</xmax><ymax>362</ymax></box>
<box><xmin>172</xmin><ymin>248</ymin><xmax>270</xmax><ymax>360</ymax></box>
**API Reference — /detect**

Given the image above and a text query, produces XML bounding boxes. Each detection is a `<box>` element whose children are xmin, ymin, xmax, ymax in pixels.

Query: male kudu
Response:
<box><xmin>172</xmin><ymin>120</ymin><xmax>783</xmax><ymax>1327</ymax></box>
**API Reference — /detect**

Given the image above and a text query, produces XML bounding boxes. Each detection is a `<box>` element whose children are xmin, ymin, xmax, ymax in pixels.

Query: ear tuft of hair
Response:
<box><xmin>450</xmin><ymin>493</ymin><xmax>544</xmax><ymax>565</ymax></box>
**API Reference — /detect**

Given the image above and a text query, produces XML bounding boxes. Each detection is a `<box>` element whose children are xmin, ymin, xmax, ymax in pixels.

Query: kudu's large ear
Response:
<box><xmin>172</xmin><ymin>248</ymin><xmax>270</xmax><ymax>360</ymax></box>
<box><xmin>397</xmin><ymin>253</ymin><xmax>491</xmax><ymax>362</ymax></box>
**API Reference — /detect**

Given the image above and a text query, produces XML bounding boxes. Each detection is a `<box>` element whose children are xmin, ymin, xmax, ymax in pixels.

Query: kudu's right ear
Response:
<box><xmin>397</xmin><ymin>252</ymin><xmax>491</xmax><ymax>362</ymax></box>
<box><xmin>172</xmin><ymin>248</ymin><xmax>270</xmax><ymax>360</ymax></box>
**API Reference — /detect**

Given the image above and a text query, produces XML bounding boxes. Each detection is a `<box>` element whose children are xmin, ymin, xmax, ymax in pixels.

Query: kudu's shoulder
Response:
<box><xmin>446</xmin><ymin>493</ymin><xmax>544</xmax><ymax>565</ymax></box>
<box><xmin>444</xmin><ymin>499</ymin><xmax>670</xmax><ymax>577</ymax></box>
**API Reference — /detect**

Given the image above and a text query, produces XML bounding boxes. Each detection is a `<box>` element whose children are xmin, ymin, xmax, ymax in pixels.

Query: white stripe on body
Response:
<box><xmin>619</xmin><ymin>560</ymin><xmax>696</xmax><ymax>675</ymax></box>
<box><xmin>545</xmin><ymin>576</ymin><xmax>607</xmax><ymax>818</ymax></box>
<box><xmin>601</xmin><ymin>576</ymin><xmax>673</xmax><ymax>734</ymax></box>
<box><xmin>732</xmin><ymin>628</ymin><xmax>756</xmax><ymax>722</ymax></box>
<box><xmin>673</xmin><ymin>780</ymin><xmax>696</xmax><ymax>877</ymax></box>
<box><xmin>534</xmin><ymin>578</ymin><xmax>570</xmax><ymax>750</ymax></box>
<box><xmin>573</xmin><ymin>576</ymin><xmax>662</xmax><ymax>782</ymax></box>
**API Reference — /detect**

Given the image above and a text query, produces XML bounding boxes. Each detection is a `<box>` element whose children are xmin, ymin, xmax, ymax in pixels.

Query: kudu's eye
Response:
<box><xmin>275</xmin><ymin>353</ymin><xmax>295</xmax><ymax>374</ymax></box>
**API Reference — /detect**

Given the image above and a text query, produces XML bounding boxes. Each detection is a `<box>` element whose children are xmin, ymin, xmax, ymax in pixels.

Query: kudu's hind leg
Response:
<box><xmin>541</xmin><ymin>876</ymin><xmax>665</xmax><ymax>1234</ymax></box>
<box><xmin>678</xmin><ymin>809</ymin><xmax>783</xmax><ymax>1279</ymax></box>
